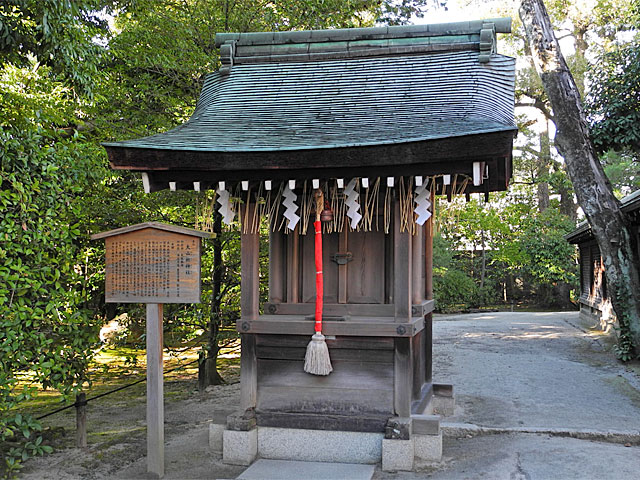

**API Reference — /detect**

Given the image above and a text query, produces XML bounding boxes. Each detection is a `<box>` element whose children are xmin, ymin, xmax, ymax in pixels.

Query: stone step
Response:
<box><xmin>237</xmin><ymin>459</ymin><xmax>375</xmax><ymax>480</ymax></box>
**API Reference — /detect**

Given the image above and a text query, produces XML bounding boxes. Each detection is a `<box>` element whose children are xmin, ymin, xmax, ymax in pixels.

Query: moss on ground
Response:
<box><xmin>13</xmin><ymin>343</ymin><xmax>241</xmax><ymax>454</ymax></box>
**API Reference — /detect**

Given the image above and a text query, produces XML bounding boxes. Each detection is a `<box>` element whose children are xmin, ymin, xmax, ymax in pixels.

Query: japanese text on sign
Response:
<box><xmin>105</xmin><ymin>230</ymin><xmax>200</xmax><ymax>303</ymax></box>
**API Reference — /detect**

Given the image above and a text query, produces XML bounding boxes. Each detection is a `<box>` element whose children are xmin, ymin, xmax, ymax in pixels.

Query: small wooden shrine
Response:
<box><xmin>103</xmin><ymin>17</ymin><xmax>516</xmax><ymax>470</ymax></box>
<box><xmin>566</xmin><ymin>190</ymin><xmax>640</xmax><ymax>329</ymax></box>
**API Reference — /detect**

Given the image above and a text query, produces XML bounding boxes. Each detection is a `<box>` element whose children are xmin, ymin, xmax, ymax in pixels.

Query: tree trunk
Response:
<box><xmin>537</xmin><ymin>122</ymin><xmax>551</xmax><ymax>212</ymax></box>
<box><xmin>200</xmin><ymin>210</ymin><xmax>225</xmax><ymax>388</ymax></box>
<box><xmin>520</xmin><ymin>0</ymin><xmax>640</xmax><ymax>354</ymax></box>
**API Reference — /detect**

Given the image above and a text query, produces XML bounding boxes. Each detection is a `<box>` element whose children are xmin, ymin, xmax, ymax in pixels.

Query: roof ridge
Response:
<box><xmin>216</xmin><ymin>18</ymin><xmax>511</xmax><ymax>74</ymax></box>
<box><xmin>214</xmin><ymin>18</ymin><xmax>511</xmax><ymax>47</ymax></box>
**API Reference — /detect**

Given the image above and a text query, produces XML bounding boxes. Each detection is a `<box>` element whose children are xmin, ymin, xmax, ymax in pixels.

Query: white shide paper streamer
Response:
<box><xmin>217</xmin><ymin>186</ymin><xmax>235</xmax><ymax>225</ymax></box>
<box><xmin>414</xmin><ymin>182</ymin><xmax>432</xmax><ymax>226</ymax></box>
<box><xmin>282</xmin><ymin>184</ymin><xmax>300</xmax><ymax>230</ymax></box>
<box><xmin>344</xmin><ymin>178</ymin><xmax>362</xmax><ymax>229</ymax></box>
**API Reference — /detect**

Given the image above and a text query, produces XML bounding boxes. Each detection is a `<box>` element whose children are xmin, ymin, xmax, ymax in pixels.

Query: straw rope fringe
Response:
<box><xmin>195</xmin><ymin>176</ymin><xmax>472</xmax><ymax>235</ymax></box>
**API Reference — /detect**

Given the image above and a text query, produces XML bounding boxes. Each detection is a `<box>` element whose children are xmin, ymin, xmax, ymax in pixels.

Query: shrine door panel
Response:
<box><xmin>301</xmin><ymin>230</ymin><xmax>339</xmax><ymax>303</ymax></box>
<box><xmin>346</xmin><ymin>229</ymin><xmax>386</xmax><ymax>304</ymax></box>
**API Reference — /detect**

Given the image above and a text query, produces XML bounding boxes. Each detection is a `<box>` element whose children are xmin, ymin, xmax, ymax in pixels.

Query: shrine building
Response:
<box><xmin>103</xmin><ymin>17</ymin><xmax>517</xmax><ymax>471</ymax></box>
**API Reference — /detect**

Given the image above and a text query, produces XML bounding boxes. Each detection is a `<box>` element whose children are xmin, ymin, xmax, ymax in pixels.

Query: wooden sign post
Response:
<box><xmin>92</xmin><ymin>222</ymin><xmax>211</xmax><ymax>478</ymax></box>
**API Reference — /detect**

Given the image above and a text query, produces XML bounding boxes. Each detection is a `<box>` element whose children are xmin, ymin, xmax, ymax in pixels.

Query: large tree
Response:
<box><xmin>519</xmin><ymin>0</ymin><xmax>640</xmax><ymax>357</ymax></box>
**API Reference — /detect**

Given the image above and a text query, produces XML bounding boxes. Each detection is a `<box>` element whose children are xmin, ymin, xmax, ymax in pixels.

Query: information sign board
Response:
<box><xmin>92</xmin><ymin>222</ymin><xmax>211</xmax><ymax>304</ymax></box>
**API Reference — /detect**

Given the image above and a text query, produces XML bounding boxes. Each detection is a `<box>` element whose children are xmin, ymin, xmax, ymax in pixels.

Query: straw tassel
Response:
<box><xmin>304</xmin><ymin>189</ymin><xmax>333</xmax><ymax>376</ymax></box>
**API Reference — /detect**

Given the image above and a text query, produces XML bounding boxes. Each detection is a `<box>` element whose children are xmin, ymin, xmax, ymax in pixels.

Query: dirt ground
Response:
<box><xmin>19</xmin><ymin>311</ymin><xmax>640</xmax><ymax>480</ymax></box>
<box><xmin>20</xmin><ymin>376</ymin><xmax>245</xmax><ymax>479</ymax></box>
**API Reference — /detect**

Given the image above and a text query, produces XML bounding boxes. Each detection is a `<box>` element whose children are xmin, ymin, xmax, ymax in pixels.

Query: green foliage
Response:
<box><xmin>519</xmin><ymin>209</ymin><xmax>578</xmax><ymax>286</ymax></box>
<box><xmin>587</xmin><ymin>43</ymin><xmax>640</xmax><ymax>156</ymax></box>
<box><xmin>0</xmin><ymin>63</ymin><xmax>101</xmax><ymax>474</ymax></box>
<box><xmin>2</xmin><ymin>412</ymin><xmax>53</xmax><ymax>477</ymax></box>
<box><xmin>433</xmin><ymin>267</ymin><xmax>476</xmax><ymax>313</ymax></box>
<box><xmin>432</xmin><ymin>233</ymin><xmax>494</xmax><ymax>312</ymax></box>
<box><xmin>613</xmin><ymin>314</ymin><xmax>637</xmax><ymax>361</ymax></box>
<box><xmin>612</xmin><ymin>289</ymin><xmax>639</xmax><ymax>361</ymax></box>
<box><xmin>0</xmin><ymin>0</ymin><xmax>109</xmax><ymax>95</ymax></box>
<box><xmin>436</xmin><ymin>188</ymin><xmax>579</xmax><ymax>309</ymax></box>
<box><xmin>600</xmin><ymin>150</ymin><xmax>640</xmax><ymax>196</ymax></box>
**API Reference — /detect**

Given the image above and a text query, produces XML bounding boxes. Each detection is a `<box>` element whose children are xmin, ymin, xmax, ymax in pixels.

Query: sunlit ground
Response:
<box><xmin>13</xmin><ymin>340</ymin><xmax>242</xmax><ymax>419</ymax></box>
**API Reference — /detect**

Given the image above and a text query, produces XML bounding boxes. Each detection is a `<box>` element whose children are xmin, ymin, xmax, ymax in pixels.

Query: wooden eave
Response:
<box><xmin>566</xmin><ymin>190</ymin><xmax>640</xmax><ymax>244</ymax></box>
<box><xmin>91</xmin><ymin>222</ymin><xmax>212</xmax><ymax>240</ymax></box>
<box><xmin>106</xmin><ymin>129</ymin><xmax>516</xmax><ymax>193</ymax></box>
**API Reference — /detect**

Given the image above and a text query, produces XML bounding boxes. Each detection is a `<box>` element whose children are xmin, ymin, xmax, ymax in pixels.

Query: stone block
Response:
<box><xmin>258</xmin><ymin>427</ymin><xmax>383</xmax><ymax>464</ymax></box>
<box><xmin>414</xmin><ymin>433</ymin><xmax>442</xmax><ymax>466</ymax></box>
<box><xmin>431</xmin><ymin>395</ymin><xmax>455</xmax><ymax>416</ymax></box>
<box><xmin>412</xmin><ymin>414</ymin><xmax>440</xmax><ymax>435</ymax></box>
<box><xmin>223</xmin><ymin>428</ymin><xmax>257</xmax><ymax>466</ymax></box>
<box><xmin>382</xmin><ymin>438</ymin><xmax>414</xmax><ymax>472</ymax></box>
<box><xmin>209</xmin><ymin>422</ymin><xmax>225</xmax><ymax>453</ymax></box>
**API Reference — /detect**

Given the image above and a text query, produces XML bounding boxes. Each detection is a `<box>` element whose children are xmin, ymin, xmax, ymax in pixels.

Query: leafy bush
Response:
<box><xmin>469</xmin><ymin>282</ymin><xmax>500</xmax><ymax>309</ymax></box>
<box><xmin>0</xmin><ymin>64</ymin><xmax>100</xmax><ymax>475</ymax></box>
<box><xmin>433</xmin><ymin>268</ymin><xmax>476</xmax><ymax>313</ymax></box>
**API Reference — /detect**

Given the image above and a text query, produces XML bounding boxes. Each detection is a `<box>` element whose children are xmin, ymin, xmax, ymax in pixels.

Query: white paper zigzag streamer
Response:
<box><xmin>414</xmin><ymin>182</ymin><xmax>432</xmax><ymax>226</ymax></box>
<box><xmin>217</xmin><ymin>187</ymin><xmax>235</xmax><ymax>225</ymax></box>
<box><xmin>282</xmin><ymin>184</ymin><xmax>300</xmax><ymax>230</ymax></box>
<box><xmin>344</xmin><ymin>178</ymin><xmax>362</xmax><ymax>229</ymax></box>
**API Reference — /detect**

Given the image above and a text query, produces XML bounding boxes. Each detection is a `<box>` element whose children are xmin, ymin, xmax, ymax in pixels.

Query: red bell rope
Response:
<box><xmin>304</xmin><ymin>190</ymin><xmax>332</xmax><ymax>376</ymax></box>
<box><xmin>314</xmin><ymin>219</ymin><xmax>323</xmax><ymax>334</ymax></box>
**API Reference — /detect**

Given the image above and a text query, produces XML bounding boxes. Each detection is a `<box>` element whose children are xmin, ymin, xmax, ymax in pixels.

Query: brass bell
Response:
<box><xmin>320</xmin><ymin>200</ymin><xmax>333</xmax><ymax>223</ymax></box>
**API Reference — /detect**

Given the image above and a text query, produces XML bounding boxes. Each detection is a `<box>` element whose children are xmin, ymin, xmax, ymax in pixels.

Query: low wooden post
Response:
<box><xmin>75</xmin><ymin>393</ymin><xmax>87</xmax><ymax>448</ymax></box>
<box><xmin>146</xmin><ymin>303</ymin><xmax>164</xmax><ymax>478</ymax></box>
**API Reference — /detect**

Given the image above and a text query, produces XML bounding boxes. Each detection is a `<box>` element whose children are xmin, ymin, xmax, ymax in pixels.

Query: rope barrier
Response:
<box><xmin>35</xmin><ymin>357</ymin><xmax>201</xmax><ymax>421</ymax></box>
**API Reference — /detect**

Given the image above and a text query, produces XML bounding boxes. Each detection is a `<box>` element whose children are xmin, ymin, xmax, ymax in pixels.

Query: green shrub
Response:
<box><xmin>433</xmin><ymin>268</ymin><xmax>476</xmax><ymax>313</ymax></box>
<box><xmin>469</xmin><ymin>282</ymin><xmax>500</xmax><ymax>308</ymax></box>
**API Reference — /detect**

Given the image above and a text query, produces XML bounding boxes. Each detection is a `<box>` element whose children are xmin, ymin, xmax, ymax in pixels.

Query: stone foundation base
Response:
<box><xmin>210</xmin><ymin>387</ymin><xmax>452</xmax><ymax>471</ymax></box>
<box><xmin>210</xmin><ymin>424</ymin><xmax>442</xmax><ymax>471</ymax></box>
<box><xmin>258</xmin><ymin>427</ymin><xmax>383</xmax><ymax>464</ymax></box>
<box><xmin>222</xmin><ymin>429</ymin><xmax>257</xmax><ymax>466</ymax></box>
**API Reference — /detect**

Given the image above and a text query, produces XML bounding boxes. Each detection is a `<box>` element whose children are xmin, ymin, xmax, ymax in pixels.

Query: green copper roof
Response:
<box><xmin>104</xmin><ymin>54</ymin><xmax>515</xmax><ymax>153</ymax></box>
<box><xmin>566</xmin><ymin>189</ymin><xmax>640</xmax><ymax>243</ymax></box>
<box><xmin>104</xmin><ymin>18</ymin><xmax>516</xmax><ymax>158</ymax></box>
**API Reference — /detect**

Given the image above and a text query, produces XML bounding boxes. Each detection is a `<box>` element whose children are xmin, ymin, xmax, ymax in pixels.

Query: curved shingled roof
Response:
<box><xmin>104</xmin><ymin>18</ymin><xmax>515</xmax><ymax>153</ymax></box>
<box><xmin>105</xmin><ymin>50</ymin><xmax>515</xmax><ymax>152</ymax></box>
<box><xmin>103</xmin><ymin>18</ymin><xmax>517</xmax><ymax>193</ymax></box>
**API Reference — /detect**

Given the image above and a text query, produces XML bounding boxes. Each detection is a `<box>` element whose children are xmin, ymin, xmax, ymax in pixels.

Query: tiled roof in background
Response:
<box><xmin>566</xmin><ymin>189</ymin><xmax>640</xmax><ymax>243</ymax></box>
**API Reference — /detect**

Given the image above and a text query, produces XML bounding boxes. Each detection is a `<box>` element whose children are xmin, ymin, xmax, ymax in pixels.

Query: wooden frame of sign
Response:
<box><xmin>92</xmin><ymin>222</ymin><xmax>211</xmax><ymax>478</ymax></box>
